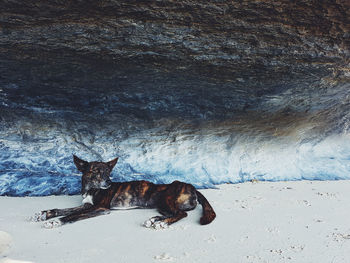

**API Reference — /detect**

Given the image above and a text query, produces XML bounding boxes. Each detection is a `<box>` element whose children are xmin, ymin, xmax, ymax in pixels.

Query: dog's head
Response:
<box><xmin>73</xmin><ymin>155</ymin><xmax>118</xmax><ymax>194</ymax></box>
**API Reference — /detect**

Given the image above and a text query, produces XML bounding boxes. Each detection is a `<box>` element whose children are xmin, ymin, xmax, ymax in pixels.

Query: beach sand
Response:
<box><xmin>1</xmin><ymin>180</ymin><xmax>350</xmax><ymax>263</ymax></box>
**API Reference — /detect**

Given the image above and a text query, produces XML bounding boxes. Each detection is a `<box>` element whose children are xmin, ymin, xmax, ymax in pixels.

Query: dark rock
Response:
<box><xmin>1</xmin><ymin>0</ymin><xmax>349</xmax><ymax>82</ymax></box>
<box><xmin>0</xmin><ymin>0</ymin><xmax>350</xmax><ymax>195</ymax></box>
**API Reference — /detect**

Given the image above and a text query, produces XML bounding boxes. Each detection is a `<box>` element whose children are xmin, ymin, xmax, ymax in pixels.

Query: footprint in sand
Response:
<box><xmin>0</xmin><ymin>231</ymin><xmax>12</xmax><ymax>256</ymax></box>
<box><xmin>316</xmin><ymin>192</ymin><xmax>337</xmax><ymax>198</ymax></box>
<box><xmin>329</xmin><ymin>232</ymin><xmax>350</xmax><ymax>242</ymax></box>
<box><xmin>0</xmin><ymin>232</ymin><xmax>32</xmax><ymax>263</ymax></box>
<box><xmin>297</xmin><ymin>200</ymin><xmax>311</xmax><ymax>207</ymax></box>
<box><xmin>205</xmin><ymin>235</ymin><xmax>217</xmax><ymax>243</ymax></box>
<box><xmin>153</xmin><ymin>253</ymin><xmax>175</xmax><ymax>261</ymax></box>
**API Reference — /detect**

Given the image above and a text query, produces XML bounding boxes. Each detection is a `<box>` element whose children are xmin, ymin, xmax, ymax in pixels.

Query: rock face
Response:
<box><xmin>0</xmin><ymin>1</ymin><xmax>349</xmax><ymax>195</ymax></box>
<box><xmin>1</xmin><ymin>1</ymin><xmax>350</xmax><ymax>79</ymax></box>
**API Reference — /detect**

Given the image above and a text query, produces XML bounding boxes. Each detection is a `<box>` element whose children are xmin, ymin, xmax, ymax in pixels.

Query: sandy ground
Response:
<box><xmin>0</xmin><ymin>180</ymin><xmax>350</xmax><ymax>263</ymax></box>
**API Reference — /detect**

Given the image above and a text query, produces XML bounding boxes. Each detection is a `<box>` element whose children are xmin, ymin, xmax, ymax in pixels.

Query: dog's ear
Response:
<box><xmin>73</xmin><ymin>155</ymin><xmax>89</xmax><ymax>173</ymax></box>
<box><xmin>107</xmin><ymin>157</ymin><xmax>119</xmax><ymax>170</ymax></box>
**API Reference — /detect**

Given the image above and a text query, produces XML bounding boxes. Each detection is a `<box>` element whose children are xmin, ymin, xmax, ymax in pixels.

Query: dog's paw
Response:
<box><xmin>29</xmin><ymin>212</ymin><xmax>47</xmax><ymax>222</ymax></box>
<box><xmin>43</xmin><ymin>219</ymin><xmax>62</xmax><ymax>229</ymax></box>
<box><xmin>143</xmin><ymin>216</ymin><xmax>159</xmax><ymax>228</ymax></box>
<box><xmin>143</xmin><ymin>218</ymin><xmax>168</xmax><ymax>230</ymax></box>
<box><xmin>143</xmin><ymin>218</ymin><xmax>155</xmax><ymax>228</ymax></box>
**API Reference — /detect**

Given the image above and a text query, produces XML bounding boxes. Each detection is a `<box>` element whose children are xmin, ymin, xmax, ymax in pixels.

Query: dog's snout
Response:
<box><xmin>100</xmin><ymin>179</ymin><xmax>112</xmax><ymax>189</ymax></box>
<box><xmin>104</xmin><ymin>179</ymin><xmax>112</xmax><ymax>188</ymax></box>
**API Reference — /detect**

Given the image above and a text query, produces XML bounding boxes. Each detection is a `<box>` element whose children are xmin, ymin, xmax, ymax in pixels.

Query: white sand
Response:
<box><xmin>1</xmin><ymin>180</ymin><xmax>350</xmax><ymax>263</ymax></box>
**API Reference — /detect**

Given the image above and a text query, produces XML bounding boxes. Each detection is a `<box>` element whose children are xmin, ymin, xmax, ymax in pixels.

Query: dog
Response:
<box><xmin>33</xmin><ymin>155</ymin><xmax>216</xmax><ymax>229</ymax></box>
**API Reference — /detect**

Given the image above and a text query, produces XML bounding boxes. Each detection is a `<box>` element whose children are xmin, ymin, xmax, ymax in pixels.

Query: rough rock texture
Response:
<box><xmin>1</xmin><ymin>0</ymin><xmax>349</xmax><ymax>81</ymax></box>
<box><xmin>0</xmin><ymin>1</ymin><xmax>350</xmax><ymax>195</ymax></box>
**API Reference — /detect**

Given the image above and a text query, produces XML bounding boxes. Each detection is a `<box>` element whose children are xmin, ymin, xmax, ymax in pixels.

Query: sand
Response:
<box><xmin>1</xmin><ymin>180</ymin><xmax>350</xmax><ymax>263</ymax></box>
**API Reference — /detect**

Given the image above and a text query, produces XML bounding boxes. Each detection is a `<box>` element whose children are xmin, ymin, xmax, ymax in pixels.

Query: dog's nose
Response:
<box><xmin>101</xmin><ymin>179</ymin><xmax>112</xmax><ymax>189</ymax></box>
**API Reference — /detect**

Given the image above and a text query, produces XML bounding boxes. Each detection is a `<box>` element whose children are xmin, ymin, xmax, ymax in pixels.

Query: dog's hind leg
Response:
<box><xmin>144</xmin><ymin>193</ymin><xmax>189</xmax><ymax>229</ymax></box>
<box><xmin>43</xmin><ymin>207</ymin><xmax>110</xmax><ymax>228</ymax></box>
<box><xmin>144</xmin><ymin>210</ymin><xmax>188</xmax><ymax>229</ymax></box>
<box><xmin>32</xmin><ymin>203</ymin><xmax>93</xmax><ymax>222</ymax></box>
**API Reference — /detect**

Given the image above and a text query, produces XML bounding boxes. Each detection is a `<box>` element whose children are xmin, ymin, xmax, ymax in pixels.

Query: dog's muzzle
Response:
<box><xmin>101</xmin><ymin>179</ymin><xmax>112</xmax><ymax>189</ymax></box>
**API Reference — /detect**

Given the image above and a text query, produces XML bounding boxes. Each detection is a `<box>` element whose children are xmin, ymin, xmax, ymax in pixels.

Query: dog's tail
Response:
<box><xmin>196</xmin><ymin>190</ymin><xmax>216</xmax><ymax>225</ymax></box>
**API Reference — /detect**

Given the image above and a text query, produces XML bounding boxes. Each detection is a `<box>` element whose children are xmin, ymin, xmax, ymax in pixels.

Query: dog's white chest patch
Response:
<box><xmin>82</xmin><ymin>194</ymin><xmax>94</xmax><ymax>205</ymax></box>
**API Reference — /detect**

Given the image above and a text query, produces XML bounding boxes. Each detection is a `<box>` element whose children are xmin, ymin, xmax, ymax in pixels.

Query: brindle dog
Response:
<box><xmin>33</xmin><ymin>155</ymin><xmax>216</xmax><ymax>229</ymax></box>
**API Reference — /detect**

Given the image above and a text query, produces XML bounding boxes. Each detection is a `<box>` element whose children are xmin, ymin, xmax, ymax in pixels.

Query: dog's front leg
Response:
<box><xmin>31</xmin><ymin>203</ymin><xmax>93</xmax><ymax>222</ymax></box>
<box><xmin>43</xmin><ymin>207</ymin><xmax>110</xmax><ymax>228</ymax></box>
